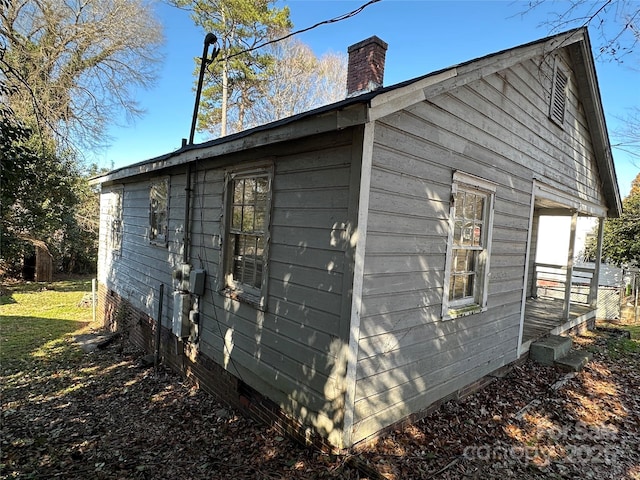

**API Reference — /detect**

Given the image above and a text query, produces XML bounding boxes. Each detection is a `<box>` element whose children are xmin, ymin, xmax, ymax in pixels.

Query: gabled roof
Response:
<box><xmin>92</xmin><ymin>28</ymin><xmax>621</xmax><ymax>216</ymax></box>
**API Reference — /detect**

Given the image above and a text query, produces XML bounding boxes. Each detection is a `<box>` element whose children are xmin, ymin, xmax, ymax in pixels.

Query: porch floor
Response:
<box><xmin>522</xmin><ymin>297</ymin><xmax>595</xmax><ymax>346</ymax></box>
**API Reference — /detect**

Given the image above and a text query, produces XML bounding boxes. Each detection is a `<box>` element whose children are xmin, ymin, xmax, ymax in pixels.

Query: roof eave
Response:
<box><xmin>90</xmin><ymin>99</ymin><xmax>371</xmax><ymax>185</ymax></box>
<box><xmin>368</xmin><ymin>28</ymin><xmax>587</xmax><ymax>120</ymax></box>
<box><xmin>92</xmin><ymin>28</ymin><xmax>623</xmax><ymax>219</ymax></box>
<box><xmin>568</xmin><ymin>29</ymin><xmax>622</xmax><ymax>217</ymax></box>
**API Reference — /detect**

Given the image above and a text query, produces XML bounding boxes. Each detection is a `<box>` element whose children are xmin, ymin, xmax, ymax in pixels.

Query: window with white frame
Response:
<box><xmin>443</xmin><ymin>171</ymin><xmax>496</xmax><ymax>318</ymax></box>
<box><xmin>149</xmin><ymin>178</ymin><xmax>169</xmax><ymax>245</ymax></box>
<box><xmin>109</xmin><ymin>188</ymin><xmax>123</xmax><ymax>254</ymax></box>
<box><xmin>223</xmin><ymin>167</ymin><xmax>272</xmax><ymax>308</ymax></box>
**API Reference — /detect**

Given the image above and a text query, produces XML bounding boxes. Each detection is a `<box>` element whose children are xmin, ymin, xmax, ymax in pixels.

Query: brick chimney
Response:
<box><xmin>346</xmin><ymin>36</ymin><xmax>388</xmax><ymax>97</ymax></box>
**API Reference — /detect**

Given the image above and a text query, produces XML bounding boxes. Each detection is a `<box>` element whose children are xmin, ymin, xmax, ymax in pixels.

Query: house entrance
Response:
<box><xmin>517</xmin><ymin>182</ymin><xmax>605</xmax><ymax>356</ymax></box>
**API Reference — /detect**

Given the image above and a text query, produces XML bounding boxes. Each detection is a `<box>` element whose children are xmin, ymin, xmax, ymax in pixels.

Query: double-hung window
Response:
<box><xmin>223</xmin><ymin>167</ymin><xmax>273</xmax><ymax>308</ymax></box>
<box><xmin>443</xmin><ymin>171</ymin><xmax>496</xmax><ymax>318</ymax></box>
<box><xmin>149</xmin><ymin>178</ymin><xmax>169</xmax><ymax>245</ymax></box>
<box><xmin>109</xmin><ymin>188</ymin><xmax>123</xmax><ymax>254</ymax></box>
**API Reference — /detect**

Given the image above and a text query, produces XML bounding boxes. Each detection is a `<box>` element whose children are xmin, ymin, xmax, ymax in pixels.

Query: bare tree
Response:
<box><xmin>315</xmin><ymin>51</ymin><xmax>349</xmax><ymax>105</ymax></box>
<box><xmin>246</xmin><ymin>38</ymin><xmax>347</xmax><ymax>128</ymax></box>
<box><xmin>614</xmin><ymin>106</ymin><xmax>640</xmax><ymax>162</ymax></box>
<box><xmin>523</xmin><ymin>0</ymin><xmax>639</xmax><ymax>62</ymax></box>
<box><xmin>523</xmin><ymin>1</ymin><xmax>639</xmax><ymax>164</ymax></box>
<box><xmin>0</xmin><ymin>0</ymin><xmax>163</xmax><ymax>151</ymax></box>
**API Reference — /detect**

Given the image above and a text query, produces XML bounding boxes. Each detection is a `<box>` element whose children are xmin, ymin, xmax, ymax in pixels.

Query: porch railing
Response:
<box><xmin>533</xmin><ymin>262</ymin><xmax>596</xmax><ymax>306</ymax></box>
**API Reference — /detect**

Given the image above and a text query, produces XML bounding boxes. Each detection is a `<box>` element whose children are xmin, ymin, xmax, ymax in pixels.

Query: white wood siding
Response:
<box><xmin>188</xmin><ymin>132</ymin><xmax>359</xmax><ymax>445</ymax></box>
<box><xmin>351</xmin><ymin>51</ymin><xmax>605</xmax><ymax>443</ymax></box>
<box><xmin>98</xmin><ymin>175</ymin><xmax>186</xmax><ymax>327</ymax></box>
<box><xmin>99</xmin><ymin>131</ymin><xmax>360</xmax><ymax>445</ymax></box>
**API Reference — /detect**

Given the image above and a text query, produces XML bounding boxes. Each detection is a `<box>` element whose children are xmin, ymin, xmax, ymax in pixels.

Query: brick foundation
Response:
<box><xmin>98</xmin><ymin>283</ymin><xmax>580</xmax><ymax>453</ymax></box>
<box><xmin>96</xmin><ymin>283</ymin><xmax>334</xmax><ymax>451</ymax></box>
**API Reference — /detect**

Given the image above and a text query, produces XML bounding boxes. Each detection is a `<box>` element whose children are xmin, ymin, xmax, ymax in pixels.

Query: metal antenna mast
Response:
<box><xmin>189</xmin><ymin>33</ymin><xmax>219</xmax><ymax>145</ymax></box>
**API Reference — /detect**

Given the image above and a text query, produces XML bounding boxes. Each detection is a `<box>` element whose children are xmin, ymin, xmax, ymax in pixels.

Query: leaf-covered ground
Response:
<box><xmin>353</xmin><ymin>326</ymin><xmax>640</xmax><ymax>479</ymax></box>
<box><xmin>2</xmin><ymin>298</ymin><xmax>639</xmax><ymax>479</ymax></box>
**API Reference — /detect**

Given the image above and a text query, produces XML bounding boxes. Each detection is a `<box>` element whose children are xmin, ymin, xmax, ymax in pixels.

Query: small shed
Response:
<box><xmin>21</xmin><ymin>237</ymin><xmax>53</xmax><ymax>282</ymax></box>
<box><xmin>91</xmin><ymin>28</ymin><xmax>621</xmax><ymax>450</ymax></box>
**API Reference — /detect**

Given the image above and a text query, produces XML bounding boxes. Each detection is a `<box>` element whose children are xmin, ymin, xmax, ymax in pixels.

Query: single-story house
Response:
<box><xmin>91</xmin><ymin>27</ymin><xmax>621</xmax><ymax>450</ymax></box>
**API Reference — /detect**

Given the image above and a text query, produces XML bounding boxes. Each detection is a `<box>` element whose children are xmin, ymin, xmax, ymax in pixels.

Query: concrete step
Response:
<box><xmin>554</xmin><ymin>350</ymin><xmax>593</xmax><ymax>372</ymax></box>
<box><xmin>530</xmin><ymin>335</ymin><xmax>572</xmax><ymax>366</ymax></box>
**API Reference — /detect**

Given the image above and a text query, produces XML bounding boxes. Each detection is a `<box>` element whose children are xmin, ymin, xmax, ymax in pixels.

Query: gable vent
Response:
<box><xmin>550</xmin><ymin>64</ymin><xmax>568</xmax><ymax>125</ymax></box>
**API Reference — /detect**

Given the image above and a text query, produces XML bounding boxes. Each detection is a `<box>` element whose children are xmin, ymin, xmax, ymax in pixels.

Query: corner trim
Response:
<box><xmin>517</xmin><ymin>180</ymin><xmax>537</xmax><ymax>358</ymax></box>
<box><xmin>341</xmin><ymin>121</ymin><xmax>375</xmax><ymax>448</ymax></box>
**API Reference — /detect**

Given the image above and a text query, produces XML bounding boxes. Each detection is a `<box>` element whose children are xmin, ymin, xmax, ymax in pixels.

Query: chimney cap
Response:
<box><xmin>348</xmin><ymin>35</ymin><xmax>388</xmax><ymax>54</ymax></box>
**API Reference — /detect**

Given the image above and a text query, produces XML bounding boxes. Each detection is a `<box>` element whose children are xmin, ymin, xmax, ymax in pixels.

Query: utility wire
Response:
<box><xmin>219</xmin><ymin>0</ymin><xmax>382</xmax><ymax>63</ymax></box>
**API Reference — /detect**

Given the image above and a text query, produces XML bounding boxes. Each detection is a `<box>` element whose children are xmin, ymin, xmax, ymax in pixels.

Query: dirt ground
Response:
<box><xmin>1</xmin><ymin>323</ymin><xmax>639</xmax><ymax>479</ymax></box>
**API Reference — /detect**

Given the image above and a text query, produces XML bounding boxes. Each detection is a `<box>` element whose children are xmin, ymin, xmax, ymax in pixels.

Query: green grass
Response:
<box><xmin>598</xmin><ymin>319</ymin><xmax>640</xmax><ymax>338</ymax></box>
<box><xmin>0</xmin><ymin>278</ymin><xmax>93</xmax><ymax>368</ymax></box>
<box><xmin>597</xmin><ymin>319</ymin><xmax>640</xmax><ymax>360</ymax></box>
<box><xmin>607</xmin><ymin>338</ymin><xmax>640</xmax><ymax>359</ymax></box>
<box><xmin>623</xmin><ymin>323</ymin><xmax>640</xmax><ymax>339</ymax></box>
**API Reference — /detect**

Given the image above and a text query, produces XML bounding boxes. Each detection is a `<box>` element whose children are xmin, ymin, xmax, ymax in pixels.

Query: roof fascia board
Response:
<box><xmin>368</xmin><ymin>30</ymin><xmax>585</xmax><ymax>122</ymax></box>
<box><xmin>90</xmin><ymin>103</ymin><xmax>369</xmax><ymax>185</ymax></box>
<box><xmin>368</xmin><ymin>69</ymin><xmax>457</xmax><ymax>120</ymax></box>
<box><xmin>534</xmin><ymin>179</ymin><xmax>608</xmax><ymax>217</ymax></box>
<box><xmin>568</xmin><ymin>34</ymin><xmax>622</xmax><ymax>217</ymax></box>
<box><xmin>365</xmin><ymin>27</ymin><xmax>621</xmax><ymax>218</ymax></box>
<box><xmin>89</xmin><ymin>155</ymin><xmax>184</xmax><ymax>186</ymax></box>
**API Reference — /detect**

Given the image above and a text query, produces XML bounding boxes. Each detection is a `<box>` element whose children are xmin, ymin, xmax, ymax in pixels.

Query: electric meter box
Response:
<box><xmin>189</xmin><ymin>269</ymin><xmax>206</xmax><ymax>296</ymax></box>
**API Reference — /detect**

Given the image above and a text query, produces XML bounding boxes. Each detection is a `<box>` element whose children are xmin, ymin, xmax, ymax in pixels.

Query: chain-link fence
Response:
<box><xmin>597</xmin><ymin>286</ymin><xmax>621</xmax><ymax>320</ymax></box>
<box><xmin>596</xmin><ymin>273</ymin><xmax>640</xmax><ymax>322</ymax></box>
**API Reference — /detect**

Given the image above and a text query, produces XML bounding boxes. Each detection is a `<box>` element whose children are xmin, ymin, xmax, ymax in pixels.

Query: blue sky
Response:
<box><xmin>93</xmin><ymin>0</ymin><xmax>639</xmax><ymax>196</ymax></box>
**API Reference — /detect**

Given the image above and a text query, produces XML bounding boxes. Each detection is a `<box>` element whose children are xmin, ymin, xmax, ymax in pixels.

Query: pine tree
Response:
<box><xmin>172</xmin><ymin>0</ymin><xmax>292</xmax><ymax>136</ymax></box>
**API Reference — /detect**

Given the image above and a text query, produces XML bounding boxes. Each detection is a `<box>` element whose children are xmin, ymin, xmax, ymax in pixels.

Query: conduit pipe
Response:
<box><xmin>154</xmin><ymin>283</ymin><xmax>164</xmax><ymax>371</ymax></box>
<box><xmin>183</xmin><ymin>163</ymin><xmax>192</xmax><ymax>264</ymax></box>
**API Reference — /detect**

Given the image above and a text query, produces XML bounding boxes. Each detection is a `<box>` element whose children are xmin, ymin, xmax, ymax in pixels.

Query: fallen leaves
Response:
<box><xmin>350</xmin><ymin>325</ymin><xmax>640</xmax><ymax>479</ymax></box>
<box><xmin>1</xmin><ymin>338</ymin><xmax>352</xmax><ymax>479</ymax></box>
<box><xmin>1</xmin><ymin>324</ymin><xmax>639</xmax><ymax>479</ymax></box>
